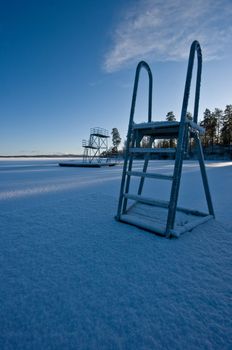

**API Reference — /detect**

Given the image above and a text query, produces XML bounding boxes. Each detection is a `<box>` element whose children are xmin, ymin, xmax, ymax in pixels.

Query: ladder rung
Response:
<box><xmin>119</xmin><ymin>214</ymin><xmax>166</xmax><ymax>236</ymax></box>
<box><xmin>129</xmin><ymin>147</ymin><xmax>176</xmax><ymax>153</ymax></box>
<box><xmin>127</xmin><ymin>171</ymin><xmax>173</xmax><ymax>180</ymax></box>
<box><xmin>124</xmin><ymin>194</ymin><xmax>169</xmax><ymax>209</ymax></box>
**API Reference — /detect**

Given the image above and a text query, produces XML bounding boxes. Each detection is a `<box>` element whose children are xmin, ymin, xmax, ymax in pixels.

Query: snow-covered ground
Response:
<box><xmin>0</xmin><ymin>158</ymin><xmax>231</xmax><ymax>349</ymax></box>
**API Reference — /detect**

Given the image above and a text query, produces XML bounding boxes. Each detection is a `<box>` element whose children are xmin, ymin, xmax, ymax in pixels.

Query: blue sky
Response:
<box><xmin>0</xmin><ymin>0</ymin><xmax>232</xmax><ymax>155</ymax></box>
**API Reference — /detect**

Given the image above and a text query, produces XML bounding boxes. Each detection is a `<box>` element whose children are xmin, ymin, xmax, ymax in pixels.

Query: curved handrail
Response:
<box><xmin>116</xmin><ymin>61</ymin><xmax>153</xmax><ymax>220</ymax></box>
<box><xmin>180</xmin><ymin>40</ymin><xmax>202</xmax><ymax>124</ymax></box>
<box><xmin>166</xmin><ymin>41</ymin><xmax>203</xmax><ymax>233</ymax></box>
<box><xmin>128</xmin><ymin>61</ymin><xmax>153</xmax><ymax>129</ymax></box>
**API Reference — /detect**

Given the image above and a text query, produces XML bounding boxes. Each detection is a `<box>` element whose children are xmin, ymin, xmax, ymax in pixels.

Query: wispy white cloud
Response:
<box><xmin>104</xmin><ymin>0</ymin><xmax>232</xmax><ymax>72</ymax></box>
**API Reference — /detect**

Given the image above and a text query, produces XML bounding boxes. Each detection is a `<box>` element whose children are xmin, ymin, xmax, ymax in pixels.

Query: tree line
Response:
<box><xmin>200</xmin><ymin>105</ymin><xmax>232</xmax><ymax>150</ymax></box>
<box><xmin>104</xmin><ymin>105</ymin><xmax>232</xmax><ymax>158</ymax></box>
<box><xmin>156</xmin><ymin>105</ymin><xmax>232</xmax><ymax>153</ymax></box>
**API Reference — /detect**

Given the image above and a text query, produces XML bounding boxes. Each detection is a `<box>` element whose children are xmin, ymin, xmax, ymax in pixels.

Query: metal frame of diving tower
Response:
<box><xmin>82</xmin><ymin>127</ymin><xmax>110</xmax><ymax>163</ymax></box>
<box><xmin>116</xmin><ymin>40</ymin><xmax>215</xmax><ymax>238</ymax></box>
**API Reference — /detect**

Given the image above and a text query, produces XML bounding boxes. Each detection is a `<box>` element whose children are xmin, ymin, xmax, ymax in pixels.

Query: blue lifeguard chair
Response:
<box><xmin>116</xmin><ymin>41</ymin><xmax>215</xmax><ymax>237</ymax></box>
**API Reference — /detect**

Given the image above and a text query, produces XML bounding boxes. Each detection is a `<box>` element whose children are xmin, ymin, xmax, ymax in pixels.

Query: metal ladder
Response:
<box><xmin>116</xmin><ymin>41</ymin><xmax>215</xmax><ymax>238</ymax></box>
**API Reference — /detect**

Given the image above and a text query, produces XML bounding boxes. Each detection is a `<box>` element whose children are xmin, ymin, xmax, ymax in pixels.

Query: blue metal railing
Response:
<box><xmin>116</xmin><ymin>61</ymin><xmax>153</xmax><ymax>219</ymax></box>
<box><xmin>180</xmin><ymin>40</ymin><xmax>202</xmax><ymax>125</ymax></box>
<box><xmin>128</xmin><ymin>61</ymin><xmax>153</xmax><ymax>127</ymax></box>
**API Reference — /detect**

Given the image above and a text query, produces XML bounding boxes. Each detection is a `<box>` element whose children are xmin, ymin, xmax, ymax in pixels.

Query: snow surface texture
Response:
<box><xmin>0</xmin><ymin>159</ymin><xmax>231</xmax><ymax>349</ymax></box>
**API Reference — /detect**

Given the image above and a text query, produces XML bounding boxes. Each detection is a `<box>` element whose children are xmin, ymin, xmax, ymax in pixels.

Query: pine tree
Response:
<box><xmin>186</xmin><ymin>112</ymin><xmax>193</xmax><ymax>120</ymax></box>
<box><xmin>111</xmin><ymin>128</ymin><xmax>121</xmax><ymax>153</ymax></box>
<box><xmin>200</xmin><ymin>108</ymin><xmax>217</xmax><ymax>151</ymax></box>
<box><xmin>221</xmin><ymin>105</ymin><xmax>232</xmax><ymax>146</ymax></box>
<box><xmin>212</xmin><ymin>108</ymin><xmax>223</xmax><ymax>145</ymax></box>
<box><xmin>166</xmin><ymin>111</ymin><xmax>176</xmax><ymax>122</ymax></box>
<box><xmin>200</xmin><ymin>109</ymin><xmax>211</xmax><ymax>148</ymax></box>
<box><xmin>165</xmin><ymin>111</ymin><xmax>176</xmax><ymax>147</ymax></box>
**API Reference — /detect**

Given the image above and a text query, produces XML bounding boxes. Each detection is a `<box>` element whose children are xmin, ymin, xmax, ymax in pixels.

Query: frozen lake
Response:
<box><xmin>0</xmin><ymin>158</ymin><xmax>232</xmax><ymax>349</ymax></box>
